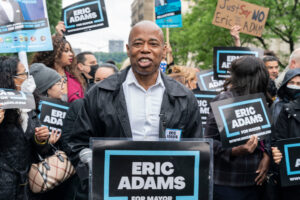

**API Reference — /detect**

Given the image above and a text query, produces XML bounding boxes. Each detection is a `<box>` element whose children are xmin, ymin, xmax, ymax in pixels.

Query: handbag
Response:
<box><xmin>28</xmin><ymin>144</ymin><xmax>76</xmax><ymax>193</ymax></box>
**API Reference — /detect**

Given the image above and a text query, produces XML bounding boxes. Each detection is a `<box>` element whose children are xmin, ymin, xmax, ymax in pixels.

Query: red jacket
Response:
<box><xmin>65</xmin><ymin>71</ymin><xmax>84</xmax><ymax>102</ymax></box>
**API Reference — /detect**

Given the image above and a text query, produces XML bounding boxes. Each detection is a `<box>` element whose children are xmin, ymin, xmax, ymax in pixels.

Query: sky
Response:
<box><xmin>63</xmin><ymin>0</ymin><xmax>134</xmax><ymax>52</ymax></box>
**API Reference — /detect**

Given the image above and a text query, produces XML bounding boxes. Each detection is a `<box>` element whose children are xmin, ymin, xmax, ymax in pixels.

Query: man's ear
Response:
<box><xmin>77</xmin><ymin>63</ymin><xmax>84</xmax><ymax>71</ymax></box>
<box><xmin>290</xmin><ymin>60</ymin><xmax>296</xmax><ymax>69</ymax></box>
<box><xmin>162</xmin><ymin>43</ymin><xmax>167</xmax><ymax>59</ymax></box>
<box><xmin>126</xmin><ymin>44</ymin><xmax>130</xmax><ymax>57</ymax></box>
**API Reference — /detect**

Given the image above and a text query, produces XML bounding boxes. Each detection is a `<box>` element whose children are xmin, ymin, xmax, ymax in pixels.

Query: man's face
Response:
<box><xmin>265</xmin><ymin>61</ymin><xmax>279</xmax><ymax>80</ymax></box>
<box><xmin>78</xmin><ymin>54</ymin><xmax>97</xmax><ymax>79</ymax></box>
<box><xmin>94</xmin><ymin>67</ymin><xmax>115</xmax><ymax>83</ymax></box>
<box><xmin>126</xmin><ymin>25</ymin><xmax>166</xmax><ymax>76</ymax></box>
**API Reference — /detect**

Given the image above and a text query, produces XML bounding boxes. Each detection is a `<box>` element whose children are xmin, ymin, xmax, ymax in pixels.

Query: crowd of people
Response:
<box><xmin>0</xmin><ymin>19</ymin><xmax>300</xmax><ymax>200</ymax></box>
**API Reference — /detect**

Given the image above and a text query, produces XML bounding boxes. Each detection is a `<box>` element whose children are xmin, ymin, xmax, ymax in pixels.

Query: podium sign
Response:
<box><xmin>91</xmin><ymin>139</ymin><xmax>213</xmax><ymax>200</ymax></box>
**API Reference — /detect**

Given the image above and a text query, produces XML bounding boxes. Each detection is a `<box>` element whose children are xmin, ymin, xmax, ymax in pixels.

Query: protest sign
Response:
<box><xmin>196</xmin><ymin>70</ymin><xmax>225</xmax><ymax>92</ymax></box>
<box><xmin>91</xmin><ymin>139</ymin><xmax>213</xmax><ymax>200</ymax></box>
<box><xmin>212</xmin><ymin>0</ymin><xmax>269</xmax><ymax>37</ymax></box>
<box><xmin>38</xmin><ymin>98</ymin><xmax>69</xmax><ymax>132</ymax></box>
<box><xmin>62</xmin><ymin>0</ymin><xmax>108</xmax><ymax>35</ymax></box>
<box><xmin>193</xmin><ymin>89</ymin><xmax>218</xmax><ymax>133</ymax></box>
<box><xmin>211</xmin><ymin>93</ymin><xmax>271</xmax><ymax>148</ymax></box>
<box><xmin>155</xmin><ymin>0</ymin><xmax>182</xmax><ymax>28</ymax></box>
<box><xmin>0</xmin><ymin>89</ymin><xmax>35</xmax><ymax>109</ymax></box>
<box><xmin>0</xmin><ymin>0</ymin><xmax>52</xmax><ymax>53</ymax></box>
<box><xmin>213</xmin><ymin>47</ymin><xmax>263</xmax><ymax>80</ymax></box>
<box><xmin>278</xmin><ymin>137</ymin><xmax>300</xmax><ymax>187</ymax></box>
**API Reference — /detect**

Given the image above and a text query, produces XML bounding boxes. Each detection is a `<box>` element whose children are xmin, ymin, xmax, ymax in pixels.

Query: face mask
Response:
<box><xmin>21</xmin><ymin>75</ymin><xmax>36</xmax><ymax>93</ymax></box>
<box><xmin>88</xmin><ymin>65</ymin><xmax>99</xmax><ymax>78</ymax></box>
<box><xmin>286</xmin><ymin>84</ymin><xmax>300</xmax><ymax>100</ymax></box>
<box><xmin>60</xmin><ymin>94</ymin><xmax>68</xmax><ymax>102</ymax></box>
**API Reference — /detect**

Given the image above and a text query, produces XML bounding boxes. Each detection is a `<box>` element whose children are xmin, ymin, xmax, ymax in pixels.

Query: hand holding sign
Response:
<box><xmin>35</xmin><ymin>126</ymin><xmax>50</xmax><ymax>143</ymax></box>
<box><xmin>49</xmin><ymin>129</ymin><xmax>61</xmax><ymax>144</ymax></box>
<box><xmin>0</xmin><ymin>106</ymin><xmax>4</xmax><ymax>124</ymax></box>
<box><xmin>55</xmin><ymin>21</ymin><xmax>66</xmax><ymax>36</ymax></box>
<box><xmin>272</xmin><ymin>147</ymin><xmax>283</xmax><ymax>164</ymax></box>
<box><xmin>231</xmin><ymin>135</ymin><xmax>258</xmax><ymax>156</ymax></box>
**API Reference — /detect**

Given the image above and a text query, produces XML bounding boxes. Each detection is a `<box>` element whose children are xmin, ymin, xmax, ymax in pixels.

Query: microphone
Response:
<box><xmin>79</xmin><ymin>148</ymin><xmax>92</xmax><ymax>170</ymax></box>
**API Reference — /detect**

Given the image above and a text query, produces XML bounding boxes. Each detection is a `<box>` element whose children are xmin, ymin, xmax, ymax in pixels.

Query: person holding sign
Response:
<box><xmin>31</xmin><ymin>35</ymin><xmax>85</xmax><ymax>103</ymax></box>
<box><xmin>204</xmin><ymin>56</ymin><xmax>271</xmax><ymax>200</ymax></box>
<box><xmin>0</xmin><ymin>56</ymin><xmax>50</xmax><ymax>199</ymax></box>
<box><xmin>271</xmin><ymin>69</ymin><xmax>300</xmax><ymax>198</ymax></box>
<box><xmin>65</xmin><ymin>20</ymin><xmax>202</xmax><ymax>197</ymax></box>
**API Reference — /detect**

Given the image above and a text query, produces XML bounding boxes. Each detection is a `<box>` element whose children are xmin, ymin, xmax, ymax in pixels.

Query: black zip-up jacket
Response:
<box><xmin>64</xmin><ymin>67</ymin><xmax>202</xmax><ymax>181</ymax></box>
<box><xmin>0</xmin><ymin>111</ymin><xmax>48</xmax><ymax>200</ymax></box>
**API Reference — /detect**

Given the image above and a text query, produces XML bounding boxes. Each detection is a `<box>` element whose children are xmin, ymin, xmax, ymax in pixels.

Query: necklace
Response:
<box><xmin>62</xmin><ymin>74</ymin><xmax>68</xmax><ymax>83</ymax></box>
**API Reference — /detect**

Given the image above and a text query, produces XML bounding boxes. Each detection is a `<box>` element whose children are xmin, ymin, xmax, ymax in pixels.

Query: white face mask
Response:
<box><xmin>21</xmin><ymin>75</ymin><xmax>36</xmax><ymax>93</ymax></box>
<box><xmin>286</xmin><ymin>84</ymin><xmax>300</xmax><ymax>90</ymax></box>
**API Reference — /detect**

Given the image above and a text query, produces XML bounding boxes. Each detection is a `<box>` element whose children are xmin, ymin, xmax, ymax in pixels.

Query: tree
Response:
<box><xmin>170</xmin><ymin>0</ymin><xmax>300</xmax><ymax>68</ymax></box>
<box><xmin>46</xmin><ymin>0</ymin><xmax>62</xmax><ymax>34</ymax></box>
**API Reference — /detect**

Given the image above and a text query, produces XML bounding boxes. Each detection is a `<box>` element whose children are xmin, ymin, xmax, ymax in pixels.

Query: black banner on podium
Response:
<box><xmin>91</xmin><ymin>139</ymin><xmax>213</xmax><ymax>200</ymax></box>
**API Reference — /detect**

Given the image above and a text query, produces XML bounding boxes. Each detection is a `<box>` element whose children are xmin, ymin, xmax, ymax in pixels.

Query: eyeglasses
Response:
<box><xmin>54</xmin><ymin>80</ymin><xmax>64</xmax><ymax>89</ymax></box>
<box><xmin>14</xmin><ymin>72</ymin><xmax>28</xmax><ymax>79</ymax></box>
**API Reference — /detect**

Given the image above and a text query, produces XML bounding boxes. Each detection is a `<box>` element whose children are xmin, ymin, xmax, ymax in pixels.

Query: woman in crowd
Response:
<box><xmin>272</xmin><ymin>68</ymin><xmax>300</xmax><ymax>199</ymax></box>
<box><xmin>0</xmin><ymin>56</ymin><xmax>49</xmax><ymax>200</ymax></box>
<box><xmin>168</xmin><ymin>65</ymin><xmax>197</xmax><ymax>90</ymax></box>
<box><xmin>31</xmin><ymin>35</ymin><xmax>84</xmax><ymax>103</ymax></box>
<box><xmin>204</xmin><ymin>56</ymin><xmax>272</xmax><ymax>200</ymax></box>
<box><xmin>29</xmin><ymin>63</ymin><xmax>77</xmax><ymax>200</ymax></box>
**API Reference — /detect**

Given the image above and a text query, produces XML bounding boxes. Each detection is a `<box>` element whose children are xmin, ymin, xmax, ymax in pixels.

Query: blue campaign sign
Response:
<box><xmin>91</xmin><ymin>139</ymin><xmax>213</xmax><ymax>200</ymax></box>
<box><xmin>0</xmin><ymin>0</ymin><xmax>52</xmax><ymax>53</ymax></box>
<box><xmin>211</xmin><ymin>93</ymin><xmax>272</xmax><ymax>148</ymax></box>
<box><xmin>213</xmin><ymin>47</ymin><xmax>263</xmax><ymax>80</ymax></box>
<box><xmin>277</xmin><ymin>138</ymin><xmax>300</xmax><ymax>187</ymax></box>
<box><xmin>155</xmin><ymin>0</ymin><xmax>182</xmax><ymax>28</ymax></box>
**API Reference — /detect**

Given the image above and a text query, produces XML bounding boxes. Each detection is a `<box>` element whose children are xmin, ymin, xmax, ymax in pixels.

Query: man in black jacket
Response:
<box><xmin>63</xmin><ymin>21</ymin><xmax>202</xmax><ymax>196</ymax></box>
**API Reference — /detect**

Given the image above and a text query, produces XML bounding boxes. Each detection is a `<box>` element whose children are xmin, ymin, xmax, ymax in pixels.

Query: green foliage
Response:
<box><xmin>46</xmin><ymin>0</ymin><xmax>62</xmax><ymax>34</ymax></box>
<box><xmin>170</xmin><ymin>0</ymin><xmax>300</xmax><ymax>68</ymax></box>
<box><xmin>94</xmin><ymin>52</ymin><xmax>128</xmax><ymax>65</ymax></box>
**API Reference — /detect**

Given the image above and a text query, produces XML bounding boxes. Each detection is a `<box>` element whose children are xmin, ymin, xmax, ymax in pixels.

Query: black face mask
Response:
<box><xmin>285</xmin><ymin>88</ymin><xmax>300</xmax><ymax>100</ymax></box>
<box><xmin>88</xmin><ymin>65</ymin><xmax>99</xmax><ymax>79</ymax></box>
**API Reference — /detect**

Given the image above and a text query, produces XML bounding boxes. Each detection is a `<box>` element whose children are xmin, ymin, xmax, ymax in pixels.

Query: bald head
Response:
<box><xmin>289</xmin><ymin>48</ymin><xmax>300</xmax><ymax>69</ymax></box>
<box><xmin>126</xmin><ymin>20</ymin><xmax>167</xmax><ymax>77</ymax></box>
<box><xmin>128</xmin><ymin>21</ymin><xmax>164</xmax><ymax>44</ymax></box>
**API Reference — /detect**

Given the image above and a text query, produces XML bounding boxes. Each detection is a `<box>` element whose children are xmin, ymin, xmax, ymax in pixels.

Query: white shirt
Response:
<box><xmin>0</xmin><ymin>0</ymin><xmax>14</xmax><ymax>22</ymax></box>
<box><xmin>123</xmin><ymin>68</ymin><xmax>165</xmax><ymax>141</ymax></box>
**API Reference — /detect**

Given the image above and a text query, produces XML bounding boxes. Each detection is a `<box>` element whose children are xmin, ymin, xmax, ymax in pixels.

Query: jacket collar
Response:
<box><xmin>97</xmin><ymin>66</ymin><xmax>188</xmax><ymax>97</ymax></box>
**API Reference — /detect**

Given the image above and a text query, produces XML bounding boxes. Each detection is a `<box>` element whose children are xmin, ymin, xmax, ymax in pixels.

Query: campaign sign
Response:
<box><xmin>0</xmin><ymin>0</ymin><xmax>52</xmax><ymax>53</ymax></box>
<box><xmin>212</xmin><ymin>0</ymin><xmax>269</xmax><ymax>37</ymax></box>
<box><xmin>38</xmin><ymin>98</ymin><xmax>69</xmax><ymax>132</ymax></box>
<box><xmin>277</xmin><ymin>137</ymin><xmax>300</xmax><ymax>187</ymax></box>
<box><xmin>213</xmin><ymin>47</ymin><xmax>263</xmax><ymax>80</ymax></box>
<box><xmin>211</xmin><ymin>93</ymin><xmax>271</xmax><ymax>148</ymax></box>
<box><xmin>193</xmin><ymin>90</ymin><xmax>218</xmax><ymax>133</ymax></box>
<box><xmin>155</xmin><ymin>0</ymin><xmax>182</xmax><ymax>28</ymax></box>
<box><xmin>63</xmin><ymin>0</ymin><xmax>108</xmax><ymax>35</ymax></box>
<box><xmin>91</xmin><ymin>139</ymin><xmax>213</xmax><ymax>200</ymax></box>
<box><xmin>196</xmin><ymin>70</ymin><xmax>225</xmax><ymax>92</ymax></box>
<box><xmin>0</xmin><ymin>89</ymin><xmax>35</xmax><ymax>109</ymax></box>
